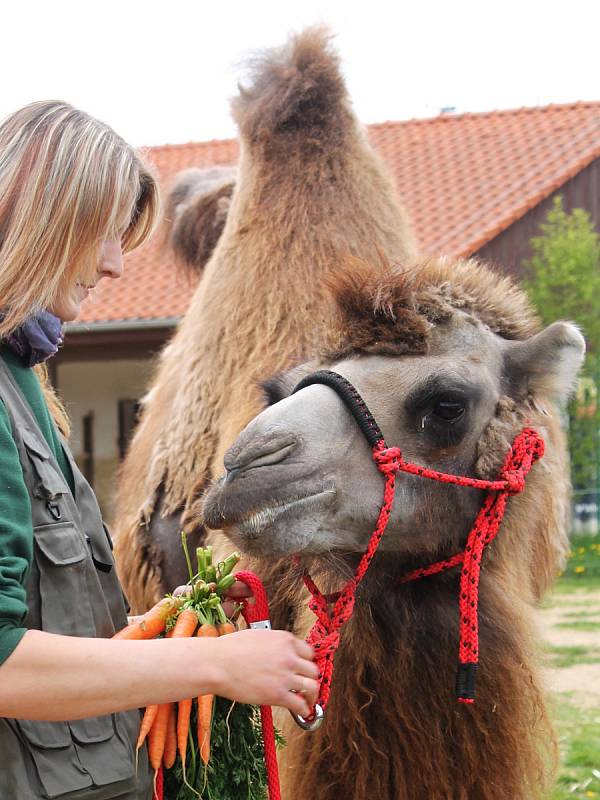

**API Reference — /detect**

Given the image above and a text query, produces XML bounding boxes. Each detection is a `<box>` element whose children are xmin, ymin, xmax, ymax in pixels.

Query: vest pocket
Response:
<box><xmin>69</xmin><ymin>714</ymin><xmax>137</xmax><ymax>789</ymax></box>
<box><xmin>15</xmin><ymin>714</ymin><xmax>138</xmax><ymax>798</ymax></box>
<box><xmin>15</xmin><ymin>719</ymin><xmax>93</xmax><ymax>798</ymax></box>
<box><xmin>21</xmin><ymin>426</ymin><xmax>67</xmax><ymax>500</ymax></box>
<box><xmin>34</xmin><ymin>522</ymin><xmax>97</xmax><ymax>636</ymax></box>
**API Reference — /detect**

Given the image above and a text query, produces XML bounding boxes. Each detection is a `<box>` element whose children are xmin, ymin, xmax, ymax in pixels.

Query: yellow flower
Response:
<box><xmin>578</xmin><ymin>547</ymin><xmax>586</xmax><ymax>554</ymax></box>
<box><xmin>584</xmin><ymin>791</ymin><xmax>596</xmax><ymax>798</ymax></box>
<box><xmin>574</xmin><ymin>566</ymin><xmax>586</xmax><ymax>574</ymax></box>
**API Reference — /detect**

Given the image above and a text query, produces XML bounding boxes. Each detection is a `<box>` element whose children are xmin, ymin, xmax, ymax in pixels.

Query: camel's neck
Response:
<box><xmin>270</xmin><ymin>564</ymin><xmax>554</xmax><ymax>800</ymax></box>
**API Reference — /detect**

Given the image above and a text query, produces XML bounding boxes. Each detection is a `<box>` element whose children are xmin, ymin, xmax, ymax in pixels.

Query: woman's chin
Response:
<box><xmin>48</xmin><ymin>297</ymin><xmax>84</xmax><ymax>321</ymax></box>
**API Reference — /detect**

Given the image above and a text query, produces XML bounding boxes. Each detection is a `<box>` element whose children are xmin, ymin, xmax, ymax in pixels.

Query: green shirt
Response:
<box><xmin>0</xmin><ymin>348</ymin><xmax>73</xmax><ymax>664</ymax></box>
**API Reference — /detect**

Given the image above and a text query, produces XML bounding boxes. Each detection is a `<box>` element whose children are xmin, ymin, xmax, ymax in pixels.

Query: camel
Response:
<box><xmin>113</xmin><ymin>28</ymin><xmax>416</xmax><ymax>611</ymax></box>
<box><xmin>202</xmin><ymin>254</ymin><xmax>585</xmax><ymax>800</ymax></box>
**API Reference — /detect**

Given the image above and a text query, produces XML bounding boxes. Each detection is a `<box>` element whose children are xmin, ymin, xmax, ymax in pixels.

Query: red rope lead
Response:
<box><xmin>234</xmin><ymin>570</ymin><xmax>282</xmax><ymax>800</ymax></box>
<box><xmin>153</xmin><ymin>767</ymin><xmax>163</xmax><ymax>800</ymax></box>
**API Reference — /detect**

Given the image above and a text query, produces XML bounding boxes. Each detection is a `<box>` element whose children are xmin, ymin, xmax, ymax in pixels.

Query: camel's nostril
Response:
<box><xmin>225</xmin><ymin>438</ymin><xmax>298</xmax><ymax>481</ymax></box>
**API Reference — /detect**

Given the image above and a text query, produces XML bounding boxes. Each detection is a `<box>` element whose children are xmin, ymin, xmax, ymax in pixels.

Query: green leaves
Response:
<box><xmin>524</xmin><ymin>197</ymin><xmax>600</xmax><ymax>491</ymax></box>
<box><xmin>164</xmin><ymin>699</ymin><xmax>283</xmax><ymax>800</ymax></box>
<box><xmin>524</xmin><ymin>196</ymin><xmax>600</xmax><ymax>351</ymax></box>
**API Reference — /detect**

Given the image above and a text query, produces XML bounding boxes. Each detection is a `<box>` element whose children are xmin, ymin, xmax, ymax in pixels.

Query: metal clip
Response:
<box><xmin>47</xmin><ymin>502</ymin><xmax>62</xmax><ymax>520</ymax></box>
<box><xmin>291</xmin><ymin>703</ymin><xmax>324</xmax><ymax>732</ymax></box>
<box><xmin>249</xmin><ymin>620</ymin><xmax>272</xmax><ymax>630</ymax></box>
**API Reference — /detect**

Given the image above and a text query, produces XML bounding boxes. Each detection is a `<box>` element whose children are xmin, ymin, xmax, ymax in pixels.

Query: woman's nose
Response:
<box><xmin>99</xmin><ymin>239</ymin><xmax>124</xmax><ymax>279</ymax></box>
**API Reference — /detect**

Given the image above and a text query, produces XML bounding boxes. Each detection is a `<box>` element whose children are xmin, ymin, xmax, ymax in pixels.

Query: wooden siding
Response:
<box><xmin>475</xmin><ymin>158</ymin><xmax>600</xmax><ymax>279</ymax></box>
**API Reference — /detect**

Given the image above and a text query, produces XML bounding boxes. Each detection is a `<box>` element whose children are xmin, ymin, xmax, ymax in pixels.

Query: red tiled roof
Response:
<box><xmin>77</xmin><ymin>102</ymin><xmax>600</xmax><ymax>326</ymax></box>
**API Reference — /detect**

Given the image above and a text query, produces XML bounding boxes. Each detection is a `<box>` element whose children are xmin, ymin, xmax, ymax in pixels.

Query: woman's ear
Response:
<box><xmin>506</xmin><ymin>321</ymin><xmax>586</xmax><ymax>404</ymax></box>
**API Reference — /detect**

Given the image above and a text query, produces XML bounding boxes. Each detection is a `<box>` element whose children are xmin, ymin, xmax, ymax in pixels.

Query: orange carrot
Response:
<box><xmin>177</xmin><ymin>697</ymin><xmax>193</xmax><ymax>771</ymax></box>
<box><xmin>196</xmin><ymin>622</ymin><xmax>219</xmax><ymax>765</ymax></box>
<box><xmin>162</xmin><ymin>703</ymin><xmax>177</xmax><ymax>769</ymax></box>
<box><xmin>171</xmin><ymin>610</ymin><xmax>200</xmax><ymax>767</ymax></box>
<box><xmin>171</xmin><ymin>607</ymin><xmax>199</xmax><ymax>638</ymax></box>
<box><xmin>112</xmin><ymin>597</ymin><xmax>180</xmax><ymax>640</ymax></box>
<box><xmin>147</xmin><ymin>702</ymin><xmax>171</xmax><ymax>771</ymax></box>
<box><xmin>136</xmin><ymin>704</ymin><xmax>158</xmax><ymax>752</ymax></box>
<box><xmin>217</xmin><ymin>621</ymin><xmax>236</xmax><ymax>636</ymax></box>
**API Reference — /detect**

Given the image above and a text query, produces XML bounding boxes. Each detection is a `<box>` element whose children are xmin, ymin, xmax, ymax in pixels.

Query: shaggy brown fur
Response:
<box><xmin>163</xmin><ymin>166</ymin><xmax>236</xmax><ymax>276</ymax></box>
<box><xmin>113</xmin><ymin>27</ymin><xmax>416</xmax><ymax>611</ymax></box>
<box><xmin>236</xmin><ymin>255</ymin><xmax>572</xmax><ymax>799</ymax></box>
<box><xmin>321</xmin><ymin>253</ymin><xmax>541</xmax><ymax>361</ymax></box>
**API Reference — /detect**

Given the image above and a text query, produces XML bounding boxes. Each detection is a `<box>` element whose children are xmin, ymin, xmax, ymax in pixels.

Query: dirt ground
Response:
<box><xmin>537</xmin><ymin>588</ymin><xmax>600</xmax><ymax>708</ymax></box>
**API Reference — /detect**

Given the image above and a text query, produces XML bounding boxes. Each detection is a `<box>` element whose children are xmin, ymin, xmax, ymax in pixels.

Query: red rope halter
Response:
<box><xmin>292</xmin><ymin>371</ymin><xmax>545</xmax><ymax>711</ymax></box>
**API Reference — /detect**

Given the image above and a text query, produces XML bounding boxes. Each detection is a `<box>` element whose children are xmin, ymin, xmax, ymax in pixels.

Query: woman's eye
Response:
<box><xmin>431</xmin><ymin>400</ymin><xmax>465</xmax><ymax>423</ymax></box>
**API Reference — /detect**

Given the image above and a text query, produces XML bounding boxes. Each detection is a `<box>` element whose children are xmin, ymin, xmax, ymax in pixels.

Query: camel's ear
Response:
<box><xmin>163</xmin><ymin>166</ymin><xmax>236</xmax><ymax>278</ymax></box>
<box><xmin>506</xmin><ymin>321</ymin><xmax>586</xmax><ymax>403</ymax></box>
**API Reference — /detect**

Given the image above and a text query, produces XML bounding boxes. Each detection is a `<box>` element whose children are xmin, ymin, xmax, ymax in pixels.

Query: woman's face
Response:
<box><xmin>50</xmin><ymin>239</ymin><xmax>123</xmax><ymax>322</ymax></box>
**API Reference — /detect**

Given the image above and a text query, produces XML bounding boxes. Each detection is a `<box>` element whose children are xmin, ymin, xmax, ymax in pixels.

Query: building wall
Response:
<box><xmin>476</xmin><ymin>158</ymin><xmax>600</xmax><ymax>277</ymax></box>
<box><xmin>57</xmin><ymin>359</ymin><xmax>155</xmax><ymax>521</ymax></box>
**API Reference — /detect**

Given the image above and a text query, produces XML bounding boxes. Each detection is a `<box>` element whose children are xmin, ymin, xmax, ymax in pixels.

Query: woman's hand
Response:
<box><xmin>206</xmin><ymin>629</ymin><xmax>319</xmax><ymax>718</ymax></box>
<box><xmin>173</xmin><ymin>580</ymin><xmax>252</xmax><ymax>618</ymax></box>
<box><xmin>172</xmin><ymin>581</ymin><xmax>319</xmax><ymax>716</ymax></box>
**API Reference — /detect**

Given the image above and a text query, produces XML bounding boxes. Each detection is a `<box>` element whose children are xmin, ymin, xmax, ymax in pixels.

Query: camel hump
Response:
<box><xmin>232</xmin><ymin>26</ymin><xmax>351</xmax><ymax>150</ymax></box>
<box><xmin>163</xmin><ymin>166</ymin><xmax>236</xmax><ymax>276</ymax></box>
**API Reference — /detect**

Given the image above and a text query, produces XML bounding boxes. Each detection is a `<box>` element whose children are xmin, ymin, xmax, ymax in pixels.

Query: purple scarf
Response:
<box><xmin>2</xmin><ymin>311</ymin><xmax>64</xmax><ymax>366</ymax></box>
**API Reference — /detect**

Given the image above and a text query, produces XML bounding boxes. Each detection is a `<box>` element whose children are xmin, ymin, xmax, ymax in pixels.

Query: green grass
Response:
<box><xmin>547</xmin><ymin>533</ymin><xmax>600</xmax><ymax>799</ymax></box>
<box><xmin>556</xmin><ymin>620</ymin><xmax>600</xmax><ymax>632</ymax></box>
<box><xmin>560</xmin><ymin>533</ymin><xmax>600</xmax><ymax>583</ymax></box>
<box><xmin>550</xmin><ymin>699</ymin><xmax>600</xmax><ymax>799</ymax></box>
<box><xmin>545</xmin><ymin>644</ymin><xmax>600</xmax><ymax>668</ymax></box>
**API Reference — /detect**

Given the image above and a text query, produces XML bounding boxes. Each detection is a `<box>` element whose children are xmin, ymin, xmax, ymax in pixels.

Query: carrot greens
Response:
<box><xmin>118</xmin><ymin>534</ymin><xmax>284</xmax><ymax>799</ymax></box>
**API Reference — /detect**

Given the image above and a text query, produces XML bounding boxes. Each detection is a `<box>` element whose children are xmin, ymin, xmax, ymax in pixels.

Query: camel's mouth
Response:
<box><xmin>203</xmin><ymin>479</ymin><xmax>337</xmax><ymax>555</ymax></box>
<box><xmin>235</xmin><ymin>489</ymin><xmax>336</xmax><ymax>538</ymax></box>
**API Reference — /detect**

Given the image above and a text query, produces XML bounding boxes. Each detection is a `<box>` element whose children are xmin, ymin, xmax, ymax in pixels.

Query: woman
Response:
<box><xmin>0</xmin><ymin>101</ymin><xmax>318</xmax><ymax>799</ymax></box>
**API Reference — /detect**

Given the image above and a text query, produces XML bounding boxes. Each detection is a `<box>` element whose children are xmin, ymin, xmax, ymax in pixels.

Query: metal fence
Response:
<box><xmin>572</xmin><ymin>488</ymin><xmax>600</xmax><ymax>535</ymax></box>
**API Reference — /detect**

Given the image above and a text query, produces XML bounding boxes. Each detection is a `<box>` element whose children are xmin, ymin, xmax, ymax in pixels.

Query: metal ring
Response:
<box><xmin>291</xmin><ymin>703</ymin><xmax>325</xmax><ymax>731</ymax></box>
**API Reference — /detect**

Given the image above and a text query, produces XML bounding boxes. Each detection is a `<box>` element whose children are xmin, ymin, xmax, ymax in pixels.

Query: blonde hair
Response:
<box><xmin>0</xmin><ymin>101</ymin><xmax>161</xmax><ymax>436</ymax></box>
<box><xmin>0</xmin><ymin>100</ymin><xmax>160</xmax><ymax>336</ymax></box>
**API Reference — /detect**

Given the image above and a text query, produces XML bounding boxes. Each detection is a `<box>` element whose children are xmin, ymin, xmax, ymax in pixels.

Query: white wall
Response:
<box><xmin>58</xmin><ymin>359</ymin><xmax>154</xmax><ymax>520</ymax></box>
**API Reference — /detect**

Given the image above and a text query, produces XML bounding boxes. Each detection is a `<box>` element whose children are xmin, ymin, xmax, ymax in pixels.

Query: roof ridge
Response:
<box><xmin>369</xmin><ymin>100</ymin><xmax>600</xmax><ymax>129</ymax></box>
<box><xmin>145</xmin><ymin>136</ymin><xmax>237</xmax><ymax>153</ymax></box>
<box><xmin>143</xmin><ymin>101</ymin><xmax>600</xmax><ymax>151</ymax></box>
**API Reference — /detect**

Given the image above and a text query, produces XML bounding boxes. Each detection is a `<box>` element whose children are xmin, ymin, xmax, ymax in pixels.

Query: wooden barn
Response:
<box><xmin>54</xmin><ymin>101</ymin><xmax>600</xmax><ymax>515</ymax></box>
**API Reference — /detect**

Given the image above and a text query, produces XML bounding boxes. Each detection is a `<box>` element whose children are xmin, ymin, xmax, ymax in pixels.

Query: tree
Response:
<box><xmin>523</xmin><ymin>196</ymin><xmax>600</xmax><ymax>491</ymax></box>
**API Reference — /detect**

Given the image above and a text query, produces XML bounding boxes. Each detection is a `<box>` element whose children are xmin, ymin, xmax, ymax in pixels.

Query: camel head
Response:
<box><xmin>204</xmin><ymin>255</ymin><xmax>584</xmax><ymax>577</ymax></box>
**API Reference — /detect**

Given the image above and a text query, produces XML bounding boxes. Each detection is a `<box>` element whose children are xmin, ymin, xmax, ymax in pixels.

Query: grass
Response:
<box><xmin>560</xmin><ymin>534</ymin><xmax>600</xmax><ymax>582</ymax></box>
<box><xmin>547</xmin><ymin>532</ymin><xmax>600</xmax><ymax>799</ymax></box>
<box><xmin>545</xmin><ymin>644</ymin><xmax>600</xmax><ymax>668</ymax></box>
<box><xmin>555</xmin><ymin>620</ymin><xmax>600</xmax><ymax>632</ymax></box>
<box><xmin>550</xmin><ymin>700</ymin><xmax>600</xmax><ymax>799</ymax></box>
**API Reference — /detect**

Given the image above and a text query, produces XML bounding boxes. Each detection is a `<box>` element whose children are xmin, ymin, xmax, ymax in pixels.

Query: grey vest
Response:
<box><xmin>0</xmin><ymin>359</ymin><xmax>153</xmax><ymax>800</ymax></box>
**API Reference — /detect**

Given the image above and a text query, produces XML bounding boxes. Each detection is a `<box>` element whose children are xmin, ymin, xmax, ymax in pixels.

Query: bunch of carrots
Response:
<box><xmin>112</xmin><ymin>535</ymin><xmax>270</xmax><ymax>799</ymax></box>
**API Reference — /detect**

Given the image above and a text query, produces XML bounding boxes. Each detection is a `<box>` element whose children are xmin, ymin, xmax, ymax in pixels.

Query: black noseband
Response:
<box><xmin>293</xmin><ymin>370</ymin><xmax>384</xmax><ymax>448</ymax></box>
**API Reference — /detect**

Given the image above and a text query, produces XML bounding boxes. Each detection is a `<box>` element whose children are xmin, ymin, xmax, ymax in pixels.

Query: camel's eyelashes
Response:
<box><xmin>260</xmin><ymin>376</ymin><xmax>289</xmax><ymax>407</ymax></box>
<box><xmin>431</xmin><ymin>399</ymin><xmax>466</xmax><ymax>423</ymax></box>
<box><xmin>419</xmin><ymin>397</ymin><xmax>467</xmax><ymax>439</ymax></box>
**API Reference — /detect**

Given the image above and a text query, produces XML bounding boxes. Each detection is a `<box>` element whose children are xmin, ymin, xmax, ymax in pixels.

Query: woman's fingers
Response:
<box><xmin>224</xmin><ymin>581</ymin><xmax>255</xmax><ymax>599</ymax></box>
<box><xmin>289</xmin><ymin>675</ymin><xmax>319</xmax><ymax>706</ymax></box>
<box><xmin>172</xmin><ymin>584</ymin><xmax>192</xmax><ymax>597</ymax></box>
<box><xmin>287</xmin><ymin>691</ymin><xmax>313</xmax><ymax>719</ymax></box>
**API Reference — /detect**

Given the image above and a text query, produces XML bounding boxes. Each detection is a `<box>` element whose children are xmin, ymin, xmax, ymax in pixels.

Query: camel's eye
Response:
<box><xmin>406</xmin><ymin>380</ymin><xmax>476</xmax><ymax>445</ymax></box>
<box><xmin>260</xmin><ymin>376</ymin><xmax>289</xmax><ymax>407</ymax></box>
<box><xmin>431</xmin><ymin>399</ymin><xmax>465</xmax><ymax>423</ymax></box>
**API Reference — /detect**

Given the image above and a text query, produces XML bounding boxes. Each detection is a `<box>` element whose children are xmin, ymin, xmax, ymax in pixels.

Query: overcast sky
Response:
<box><xmin>2</xmin><ymin>0</ymin><xmax>598</xmax><ymax>147</ymax></box>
